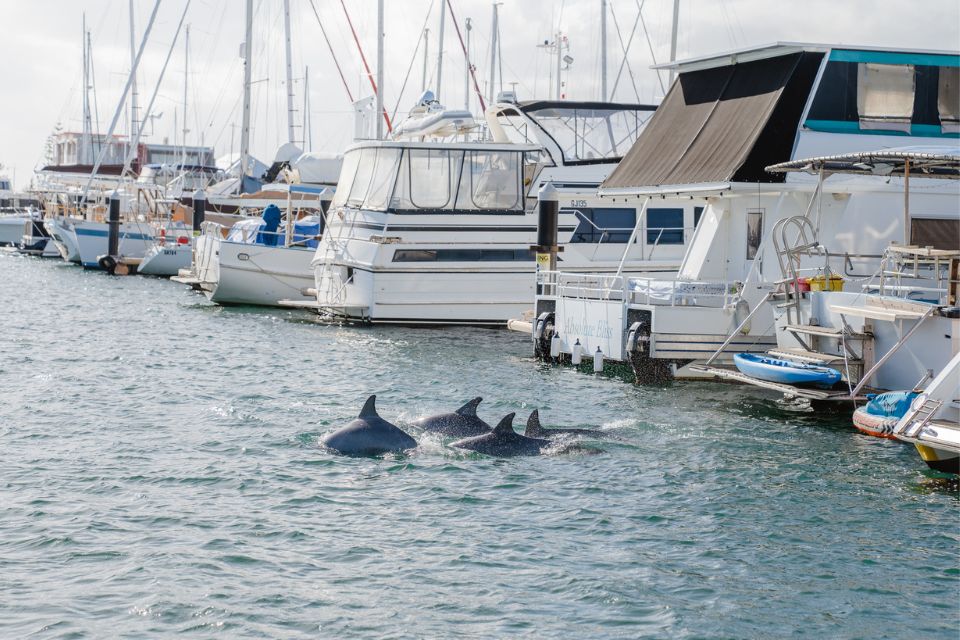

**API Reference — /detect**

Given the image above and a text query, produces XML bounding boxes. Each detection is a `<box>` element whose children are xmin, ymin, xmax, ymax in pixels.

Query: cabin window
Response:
<box><xmin>393</xmin><ymin>248</ymin><xmax>535</xmax><ymax>262</ymax></box>
<box><xmin>646</xmin><ymin>208</ymin><xmax>684</xmax><ymax>245</ymax></box>
<box><xmin>455</xmin><ymin>150</ymin><xmax>521</xmax><ymax>210</ymax></box>
<box><xmin>346</xmin><ymin>148</ymin><xmax>378</xmax><ymax>207</ymax></box>
<box><xmin>364</xmin><ymin>148</ymin><xmax>402</xmax><ymax>210</ymax></box>
<box><xmin>857</xmin><ymin>63</ymin><xmax>915</xmax><ymax>132</ymax></box>
<box><xmin>694</xmin><ymin>206</ymin><xmax>705</xmax><ymax>228</ymax></box>
<box><xmin>392</xmin><ymin>148</ymin><xmax>461</xmax><ymax>210</ymax></box>
<box><xmin>746</xmin><ymin>209</ymin><xmax>763</xmax><ymax>260</ymax></box>
<box><xmin>569</xmin><ymin>207</ymin><xmax>635</xmax><ymax>243</ymax></box>
<box><xmin>939</xmin><ymin>67</ymin><xmax>960</xmax><ymax>133</ymax></box>
<box><xmin>331</xmin><ymin>149</ymin><xmax>362</xmax><ymax>208</ymax></box>
<box><xmin>911</xmin><ymin>218</ymin><xmax>960</xmax><ymax>251</ymax></box>
<box><xmin>805</xmin><ymin>55</ymin><xmax>960</xmax><ymax>136</ymax></box>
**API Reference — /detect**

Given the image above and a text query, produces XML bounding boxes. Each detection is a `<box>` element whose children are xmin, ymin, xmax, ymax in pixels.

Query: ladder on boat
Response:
<box><xmin>900</xmin><ymin>397</ymin><xmax>944</xmax><ymax>439</ymax></box>
<box><xmin>771</xmin><ymin>215</ymin><xmax>828</xmax><ymax>326</ymax></box>
<box><xmin>313</xmin><ymin>208</ymin><xmax>356</xmax><ymax>314</ymax></box>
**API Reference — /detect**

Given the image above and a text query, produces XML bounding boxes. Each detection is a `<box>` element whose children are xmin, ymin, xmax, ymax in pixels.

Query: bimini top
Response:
<box><xmin>600</xmin><ymin>50</ymin><xmax>824</xmax><ymax>194</ymax></box>
<box><xmin>766</xmin><ymin>146</ymin><xmax>960</xmax><ymax>179</ymax></box>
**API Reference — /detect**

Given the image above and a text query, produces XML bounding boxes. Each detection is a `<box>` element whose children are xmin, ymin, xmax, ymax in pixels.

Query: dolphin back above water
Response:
<box><xmin>450</xmin><ymin>413</ymin><xmax>551</xmax><ymax>457</ymax></box>
<box><xmin>410</xmin><ymin>397</ymin><xmax>492</xmax><ymax>437</ymax></box>
<box><xmin>321</xmin><ymin>395</ymin><xmax>418</xmax><ymax>456</ymax></box>
<box><xmin>524</xmin><ymin>410</ymin><xmax>612</xmax><ymax>440</ymax></box>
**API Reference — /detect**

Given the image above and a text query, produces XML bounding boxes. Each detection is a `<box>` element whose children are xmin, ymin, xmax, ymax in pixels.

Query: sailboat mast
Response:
<box><xmin>129</xmin><ymin>0</ymin><xmax>140</xmax><ymax>165</ymax></box>
<box><xmin>376</xmin><ymin>0</ymin><xmax>384</xmax><ymax>140</ymax></box>
<box><xmin>240</xmin><ymin>0</ymin><xmax>253</xmax><ymax>177</ymax></box>
<box><xmin>421</xmin><ymin>28</ymin><xmax>430</xmax><ymax>93</ymax></box>
<box><xmin>488</xmin><ymin>3</ymin><xmax>498</xmax><ymax>104</ymax></box>
<box><xmin>600</xmin><ymin>0</ymin><xmax>608</xmax><ymax>101</ymax></box>
<box><xmin>464</xmin><ymin>18</ymin><xmax>471</xmax><ymax>110</ymax></box>
<box><xmin>436</xmin><ymin>0</ymin><xmax>446</xmax><ymax>101</ymax></box>
<box><xmin>283</xmin><ymin>0</ymin><xmax>296</xmax><ymax>144</ymax></box>
<box><xmin>556</xmin><ymin>32</ymin><xmax>562</xmax><ymax>100</ymax></box>
<box><xmin>669</xmin><ymin>0</ymin><xmax>680</xmax><ymax>85</ymax></box>
<box><xmin>303</xmin><ymin>65</ymin><xmax>311</xmax><ymax>151</ymax></box>
<box><xmin>81</xmin><ymin>13</ymin><xmax>92</xmax><ymax>165</ymax></box>
<box><xmin>182</xmin><ymin>25</ymin><xmax>190</xmax><ymax>168</ymax></box>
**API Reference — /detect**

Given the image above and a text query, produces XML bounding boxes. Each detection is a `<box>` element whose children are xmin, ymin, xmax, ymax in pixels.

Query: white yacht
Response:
<box><xmin>534</xmin><ymin>43</ymin><xmax>960</xmax><ymax>382</ymax></box>
<box><xmin>293</xmin><ymin>99</ymin><xmax>693</xmax><ymax>325</ymax></box>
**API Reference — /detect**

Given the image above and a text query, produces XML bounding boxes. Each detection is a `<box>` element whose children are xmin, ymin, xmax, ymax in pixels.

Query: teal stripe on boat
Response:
<box><xmin>829</xmin><ymin>49</ymin><xmax>960</xmax><ymax>67</ymax></box>
<box><xmin>803</xmin><ymin>119</ymin><xmax>960</xmax><ymax>138</ymax></box>
<box><xmin>74</xmin><ymin>227</ymin><xmax>154</xmax><ymax>241</ymax></box>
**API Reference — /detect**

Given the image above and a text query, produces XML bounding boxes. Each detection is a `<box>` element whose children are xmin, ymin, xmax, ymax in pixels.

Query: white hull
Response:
<box><xmin>323</xmin><ymin>263</ymin><xmax>677</xmax><ymax>325</ymax></box>
<box><xmin>197</xmin><ymin>235</ymin><xmax>315</xmax><ymax>306</ymax></box>
<box><xmin>44</xmin><ymin>218</ymin><xmax>82</xmax><ymax>263</ymax></box>
<box><xmin>0</xmin><ymin>216</ymin><xmax>27</xmax><ymax>246</ymax></box>
<box><xmin>138</xmin><ymin>242</ymin><xmax>193</xmax><ymax>276</ymax></box>
<box><xmin>74</xmin><ymin>220</ymin><xmax>156</xmax><ymax>269</ymax></box>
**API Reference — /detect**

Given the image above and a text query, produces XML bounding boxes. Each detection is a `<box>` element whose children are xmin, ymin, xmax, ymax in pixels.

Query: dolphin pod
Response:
<box><xmin>524</xmin><ymin>409</ymin><xmax>614</xmax><ymax>440</ymax></box>
<box><xmin>321</xmin><ymin>395</ymin><xmax>418</xmax><ymax>456</ymax></box>
<box><xmin>449</xmin><ymin>413</ymin><xmax>552</xmax><ymax>457</ymax></box>
<box><xmin>322</xmin><ymin>398</ymin><xmax>607</xmax><ymax>458</ymax></box>
<box><xmin>409</xmin><ymin>397</ymin><xmax>492</xmax><ymax>437</ymax></box>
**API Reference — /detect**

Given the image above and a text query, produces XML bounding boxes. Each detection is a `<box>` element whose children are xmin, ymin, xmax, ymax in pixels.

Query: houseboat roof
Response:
<box><xmin>653</xmin><ymin>42</ymin><xmax>960</xmax><ymax>73</ymax></box>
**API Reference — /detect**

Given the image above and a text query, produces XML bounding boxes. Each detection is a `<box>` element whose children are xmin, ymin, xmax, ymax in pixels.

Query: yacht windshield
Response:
<box><xmin>333</xmin><ymin>146</ymin><xmax>525</xmax><ymax>213</ymax></box>
<box><xmin>520</xmin><ymin>104</ymin><xmax>653</xmax><ymax>164</ymax></box>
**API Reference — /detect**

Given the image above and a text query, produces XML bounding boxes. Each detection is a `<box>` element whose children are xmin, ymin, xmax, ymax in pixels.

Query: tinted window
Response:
<box><xmin>393</xmin><ymin>249</ymin><xmax>536</xmax><ymax>262</ymax></box>
<box><xmin>569</xmin><ymin>207</ymin><xmax>636</xmax><ymax>243</ymax></box>
<box><xmin>694</xmin><ymin>206</ymin><xmax>704</xmax><ymax>228</ymax></box>
<box><xmin>646</xmin><ymin>208</ymin><xmax>684</xmax><ymax>245</ymax></box>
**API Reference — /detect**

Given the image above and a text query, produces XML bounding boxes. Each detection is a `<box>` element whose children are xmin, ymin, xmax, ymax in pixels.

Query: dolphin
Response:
<box><xmin>450</xmin><ymin>413</ymin><xmax>551</xmax><ymax>457</ymax></box>
<box><xmin>410</xmin><ymin>397</ymin><xmax>492</xmax><ymax>437</ymax></box>
<box><xmin>321</xmin><ymin>395</ymin><xmax>417</xmax><ymax>456</ymax></box>
<box><xmin>524</xmin><ymin>410</ymin><xmax>614</xmax><ymax>440</ymax></box>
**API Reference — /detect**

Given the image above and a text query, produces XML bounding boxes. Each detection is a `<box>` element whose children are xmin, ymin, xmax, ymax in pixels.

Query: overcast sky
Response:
<box><xmin>1</xmin><ymin>0</ymin><xmax>958</xmax><ymax>188</ymax></box>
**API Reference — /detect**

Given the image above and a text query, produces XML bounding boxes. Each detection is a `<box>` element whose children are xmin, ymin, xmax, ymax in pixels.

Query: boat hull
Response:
<box><xmin>74</xmin><ymin>220</ymin><xmax>155</xmax><ymax>269</ymax></box>
<box><xmin>0</xmin><ymin>216</ymin><xmax>27</xmax><ymax>246</ymax></box>
<box><xmin>139</xmin><ymin>242</ymin><xmax>192</xmax><ymax>276</ymax></box>
<box><xmin>205</xmin><ymin>240</ymin><xmax>315</xmax><ymax>307</ymax></box>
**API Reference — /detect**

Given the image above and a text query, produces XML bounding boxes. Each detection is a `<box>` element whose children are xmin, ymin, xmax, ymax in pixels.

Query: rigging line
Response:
<box><xmin>306</xmin><ymin>0</ymin><xmax>354</xmax><ymax>103</ymax></box>
<box><xmin>337</xmin><ymin>0</ymin><xmax>392</xmax><ymax>133</ymax></box>
<box><xmin>607</xmin><ymin>1</ymin><xmax>642</xmax><ymax>103</ymax></box>
<box><xmin>391</xmin><ymin>0</ymin><xmax>436</xmax><ymax>123</ymax></box>
<box><xmin>608</xmin><ymin>0</ymin><xmax>642</xmax><ymax>99</ymax></box>
<box><xmin>444</xmin><ymin>0</ymin><xmax>486</xmax><ymax>112</ymax></box>
<box><xmin>634</xmin><ymin>0</ymin><xmax>665</xmax><ymax>95</ymax></box>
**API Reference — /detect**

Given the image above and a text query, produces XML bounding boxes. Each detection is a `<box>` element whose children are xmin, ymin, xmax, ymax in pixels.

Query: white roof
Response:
<box><xmin>653</xmin><ymin>42</ymin><xmax>960</xmax><ymax>73</ymax></box>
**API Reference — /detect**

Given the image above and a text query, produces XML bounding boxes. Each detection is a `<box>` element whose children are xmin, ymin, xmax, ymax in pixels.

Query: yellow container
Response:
<box><xmin>809</xmin><ymin>274</ymin><xmax>844</xmax><ymax>291</ymax></box>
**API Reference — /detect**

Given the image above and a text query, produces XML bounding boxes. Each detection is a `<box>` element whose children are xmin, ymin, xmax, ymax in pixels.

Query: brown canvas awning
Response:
<box><xmin>601</xmin><ymin>52</ymin><xmax>823</xmax><ymax>193</ymax></box>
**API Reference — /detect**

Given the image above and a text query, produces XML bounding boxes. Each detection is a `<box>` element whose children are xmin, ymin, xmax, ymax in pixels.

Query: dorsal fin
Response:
<box><xmin>493</xmin><ymin>413</ymin><xmax>516</xmax><ymax>435</ymax></box>
<box><xmin>455</xmin><ymin>397</ymin><xmax>482</xmax><ymax>417</ymax></box>
<box><xmin>525</xmin><ymin>410</ymin><xmax>542</xmax><ymax>436</ymax></box>
<box><xmin>359</xmin><ymin>395</ymin><xmax>378</xmax><ymax>418</ymax></box>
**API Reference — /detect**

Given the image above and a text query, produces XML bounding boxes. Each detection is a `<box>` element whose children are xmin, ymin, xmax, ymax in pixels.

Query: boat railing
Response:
<box><xmin>536</xmin><ymin>270</ymin><xmax>625</xmax><ymax>301</ymax></box>
<box><xmin>626</xmin><ymin>276</ymin><xmax>745</xmax><ymax>308</ymax></box>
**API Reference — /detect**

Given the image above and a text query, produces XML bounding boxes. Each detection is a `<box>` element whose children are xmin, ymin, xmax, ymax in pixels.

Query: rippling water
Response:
<box><xmin>1</xmin><ymin>251</ymin><xmax>957</xmax><ymax>638</ymax></box>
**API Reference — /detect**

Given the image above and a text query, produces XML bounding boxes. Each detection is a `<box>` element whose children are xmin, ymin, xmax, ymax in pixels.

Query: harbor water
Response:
<box><xmin>1</xmin><ymin>252</ymin><xmax>957</xmax><ymax>638</ymax></box>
